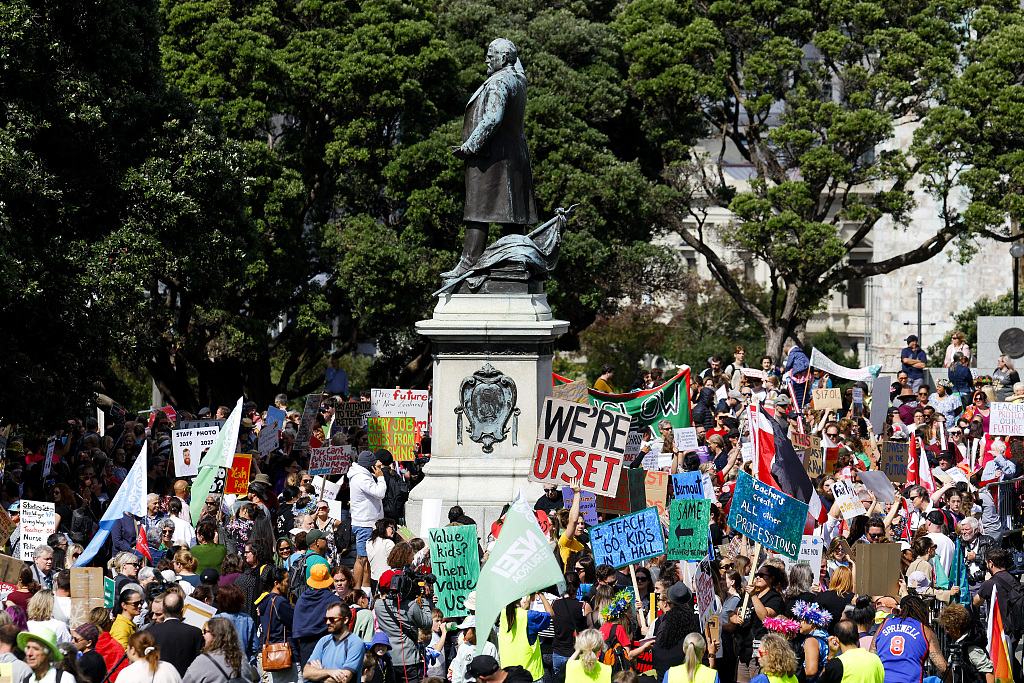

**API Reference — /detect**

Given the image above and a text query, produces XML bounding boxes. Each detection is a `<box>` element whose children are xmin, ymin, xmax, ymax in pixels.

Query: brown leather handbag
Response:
<box><xmin>261</xmin><ymin>597</ymin><xmax>293</xmax><ymax>671</ymax></box>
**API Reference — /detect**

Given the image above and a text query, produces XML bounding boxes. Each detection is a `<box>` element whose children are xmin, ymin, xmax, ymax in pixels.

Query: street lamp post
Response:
<box><xmin>1011</xmin><ymin>243</ymin><xmax>1024</xmax><ymax>316</ymax></box>
<box><xmin>916</xmin><ymin>276</ymin><xmax>923</xmax><ymax>344</ymax></box>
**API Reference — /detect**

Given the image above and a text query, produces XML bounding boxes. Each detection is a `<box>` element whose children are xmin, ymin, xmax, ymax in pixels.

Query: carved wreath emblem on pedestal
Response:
<box><xmin>454</xmin><ymin>363</ymin><xmax>519</xmax><ymax>453</ymax></box>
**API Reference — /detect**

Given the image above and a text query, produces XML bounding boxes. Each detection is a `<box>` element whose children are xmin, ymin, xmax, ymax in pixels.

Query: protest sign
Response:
<box><xmin>857</xmin><ymin>471</ymin><xmax>896</xmax><ymax>503</ymax></box>
<box><xmin>852</xmin><ymin>388</ymin><xmax>863</xmax><ymax>405</ymax></box>
<box><xmin>831</xmin><ymin>480</ymin><xmax>865</xmax><ymax>520</ymax></box>
<box><xmin>308</xmin><ymin>445</ymin><xmax>353</xmax><ymax>476</ymax></box>
<box><xmin>0</xmin><ymin>555</ymin><xmax>22</xmax><ymax>588</ymax></box>
<box><xmin>791</xmin><ymin>432</ymin><xmax>823</xmax><ymax>477</ymax></box>
<box><xmin>69</xmin><ymin>567</ymin><xmax>105</xmax><ymax>628</ymax></box>
<box><xmin>529</xmin><ymin>398</ymin><xmax>631</xmax><ymax>496</ymax></box>
<box><xmin>258</xmin><ymin>407</ymin><xmax>285</xmax><ymax>456</ymax></box>
<box><xmin>667</xmin><ymin>498</ymin><xmax>712</xmax><ymax>562</ymax></box>
<box><xmin>671</xmin><ymin>472</ymin><xmax>705</xmax><ymax>500</ymax></box>
<box><xmin>644</xmin><ymin>470</ymin><xmax>671</xmax><ymax>516</ymax></box>
<box><xmin>673</xmin><ymin>427</ymin><xmax>698</xmax><ymax>452</ymax></box>
<box><xmin>20</xmin><ymin>501</ymin><xmax>55</xmax><ymax>562</ymax></box>
<box><xmin>695</xmin><ymin>561</ymin><xmax>715</xmax><ymax>630</ymax></box>
<box><xmin>625</xmin><ymin>430</ymin><xmax>644</xmax><ymax>459</ymax></box>
<box><xmin>183</xmin><ymin>595</ymin><xmax>218</xmax><ymax>630</ymax></box>
<box><xmin>628</xmin><ymin>469</ymin><xmax>648</xmax><ymax>513</ymax></box>
<box><xmin>588</xmin><ymin>369</ymin><xmax>692</xmax><ymax>431</ymax></box>
<box><xmin>563</xmin><ymin>488</ymin><xmax>598</xmax><ymax>525</ymax></box>
<box><xmin>781</xmin><ymin>536</ymin><xmax>823</xmax><ymax>587</ymax></box>
<box><xmin>368</xmin><ymin>417</ymin><xmax>417</xmax><ymax>460</ymax></box>
<box><xmin>370</xmin><ymin>388</ymin><xmax>429</xmax><ymax>440</ymax></box>
<box><xmin>312</xmin><ymin>476</ymin><xmax>342</xmax><ymax>502</ymax></box>
<box><xmin>854</xmin><ymin>543</ymin><xmax>901</xmax><ymax>598</ymax></box>
<box><xmin>419</xmin><ymin>499</ymin><xmax>443</xmax><ymax>539</ymax></box>
<box><xmin>43</xmin><ymin>439</ymin><xmax>54</xmax><ymax>478</ymax></box>
<box><xmin>429</xmin><ymin>525</ymin><xmax>481</xmax><ymax>618</ymax></box>
<box><xmin>179</xmin><ymin>419</ymin><xmax>226</xmax><ymax>431</ymax></box>
<box><xmin>104</xmin><ymin>577</ymin><xmax>116</xmax><ymax>609</ymax></box>
<box><xmin>596</xmin><ymin>471</ymin><xmax>631</xmax><ymax>515</ymax></box>
<box><xmin>294</xmin><ymin>393</ymin><xmax>322</xmax><ymax>451</ymax></box>
<box><xmin>0</xmin><ymin>507</ymin><xmax>15</xmax><ymax>550</ymax></box>
<box><xmin>809</xmin><ymin>348</ymin><xmax>882</xmax><ymax>382</ymax></box>
<box><xmin>741</xmin><ymin>368</ymin><xmax>768</xmax><ymax>381</ymax></box>
<box><xmin>552</xmin><ymin>379</ymin><xmax>589</xmax><ymax>403</ymax></box>
<box><xmin>223</xmin><ymin>454</ymin><xmax>252</xmax><ymax>496</ymax></box>
<box><xmin>879</xmin><ymin>441</ymin><xmax>908</xmax><ymax>483</ymax></box>
<box><xmin>741</xmin><ymin>442</ymin><xmax>754</xmax><ymax>463</ymax></box>
<box><xmin>727</xmin><ymin>471</ymin><xmax>808</xmax><ymax>559</ymax></box>
<box><xmin>870</xmin><ymin>376</ymin><xmax>892</xmax><ymax>436</ymax></box>
<box><xmin>813</xmin><ymin>388</ymin><xmax>843</xmax><ymax>411</ymax></box>
<box><xmin>334</xmin><ymin>401</ymin><xmax>369</xmax><ymax>427</ymax></box>
<box><xmin>589</xmin><ymin>507</ymin><xmax>666</xmax><ymax>568</ymax></box>
<box><xmin>990</xmin><ymin>402</ymin><xmax>1024</xmax><ymax>436</ymax></box>
<box><xmin>172</xmin><ymin>426</ymin><xmax>219</xmax><ymax>478</ymax></box>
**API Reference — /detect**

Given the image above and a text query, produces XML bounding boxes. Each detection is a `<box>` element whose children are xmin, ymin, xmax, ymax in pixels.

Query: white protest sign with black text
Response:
<box><xmin>172</xmin><ymin>426</ymin><xmax>219</xmax><ymax>478</ymax></box>
<box><xmin>831</xmin><ymin>480</ymin><xmax>865</xmax><ymax>520</ymax></box>
<box><xmin>20</xmin><ymin>501</ymin><xmax>56</xmax><ymax>562</ymax></box>
<box><xmin>990</xmin><ymin>402</ymin><xmax>1024</xmax><ymax>436</ymax></box>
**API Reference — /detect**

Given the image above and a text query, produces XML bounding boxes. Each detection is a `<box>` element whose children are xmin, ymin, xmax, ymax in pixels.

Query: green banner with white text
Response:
<box><xmin>554</xmin><ymin>368</ymin><xmax>691</xmax><ymax>431</ymax></box>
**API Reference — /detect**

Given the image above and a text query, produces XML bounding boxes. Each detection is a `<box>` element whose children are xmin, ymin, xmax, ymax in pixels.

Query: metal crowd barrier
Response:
<box><xmin>996</xmin><ymin>476</ymin><xmax>1024</xmax><ymax>533</ymax></box>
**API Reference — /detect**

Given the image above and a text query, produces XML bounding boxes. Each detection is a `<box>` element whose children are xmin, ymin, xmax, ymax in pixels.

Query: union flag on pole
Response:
<box><xmin>136</xmin><ymin>524</ymin><xmax>152</xmax><ymax>563</ymax></box>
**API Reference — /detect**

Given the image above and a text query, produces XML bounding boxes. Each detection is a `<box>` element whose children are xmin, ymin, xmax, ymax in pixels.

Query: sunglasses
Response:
<box><xmin>741</xmin><ymin>393</ymin><xmax>752</xmax><ymax>397</ymax></box>
<box><xmin>722</xmin><ymin>563</ymin><xmax>733</xmax><ymax>569</ymax></box>
<box><xmin>124</xmin><ymin>600</ymin><xmax>142</xmax><ymax>607</ymax></box>
<box><xmin>868</xmin><ymin>532</ymin><xmax>885</xmax><ymax>539</ymax></box>
<box><xmin>206</xmin><ymin>501</ymin><xmax>217</xmax><ymax>507</ymax></box>
<box><xmin>162</xmin><ymin>529</ymin><xmax>173</xmax><ymax>535</ymax></box>
<box><xmin>325</xmin><ymin>616</ymin><xmax>343</xmax><ymax>623</ymax></box>
<box><xmin>574</xmin><ymin>566</ymin><xmax>585</xmax><ymax>572</ymax></box>
<box><xmin>125</xmin><ymin>562</ymin><xmax>141</xmax><ymax>567</ymax></box>
<box><xmin>72</xmin><ymin>552</ymin><xmax>82</xmax><ymax>559</ymax></box>
<box><xmin>755</xmin><ymin>572</ymin><xmax>771</xmax><ymax>579</ymax></box>
<box><xmin>279</xmin><ymin>547</ymin><xmax>292</xmax><ymax>554</ymax></box>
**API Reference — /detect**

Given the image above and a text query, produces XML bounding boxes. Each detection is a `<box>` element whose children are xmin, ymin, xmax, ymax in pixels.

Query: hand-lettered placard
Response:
<box><xmin>334</xmin><ymin>402</ymin><xmax>369</xmax><ymax>428</ymax></box>
<box><xmin>20</xmin><ymin>501</ymin><xmax>56</xmax><ymax>562</ymax></box>
<box><xmin>726</xmin><ymin>471</ymin><xmax>808</xmax><ymax>560</ymax></box>
<box><xmin>671</xmin><ymin>472</ymin><xmax>705</xmax><ymax>500</ymax></box>
<box><xmin>223</xmin><ymin>454</ymin><xmax>252</xmax><ymax>496</ymax></box>
<box><xmin>780</xmin><ymin>535</ymin><xmax>824</xmax><ymax>588</ymax></box>
<box><xmin>792</xmin><ymin>433</ymin><xmax>823</xmax><ymax>477</ymax></box>
<box><xmin>831</xmin><ymin>479</ymin><xmax>865</xmax><ymax>520</ymax></box>
<box><xmin>990</xmin><ymin>402</ymin><xmax>1024</xmax><ymax>436</ymax></box>
<box><xmin>367</xmin><ymin>417</ymin><xmax>416</xmax><ymax>460</ymax></box>
<box><xmin>879</xmin><ymin>441</ymin><xmax>908</xmax><ymax>483</ymax></box>
<box><xmin>529</xmin><ymin>398</ymin><xmax>631</xmax><ymax>496</ymax></box>
<box><xmin>812</xmin><ymin>388</ymin><xmax>843</xmax><ymax>411</ymax></box>
<box><xmin>309</xmin><ymin>445</ymin><xmax>353</xmax><ymax>476</ymax></box>
<box><xmin>429</xmin><ymin>525</ymin><xmax>480</xmax><ymax>618</ymax></box>
<box><xmin>563</xmin><ymin>488</ymin><xmax>598</xmax><ymax>525</ymax></box>
<box><xmin>667</xmin><ymin>498</ymin><xmax>711</xmax><ymax>562</ymax></box>
<box><xmin>673</xmin><ymin>427</ymin><xmax>698</xmax><ymax>452</ymax></box>
<box><xmin>589</xmin><ymin>507</ymin><xmax>665</xmax><ymax>568</ymax></box>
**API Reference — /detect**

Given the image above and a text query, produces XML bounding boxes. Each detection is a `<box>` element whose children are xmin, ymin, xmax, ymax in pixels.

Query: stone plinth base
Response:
<box><xmin>409</xmin><ymin>293</ymin><xmax>569</xmax><ymax>536</ymax></box>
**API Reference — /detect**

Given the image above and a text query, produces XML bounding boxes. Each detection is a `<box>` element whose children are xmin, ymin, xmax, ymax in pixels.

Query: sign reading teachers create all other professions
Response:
<box><xmin>727</xmin><ymin>470</ymin><xmax>808</xmax><ymax>560</ymax></box>
<box><xmin>529</xmin><ymin>398</ymin><xmax>631</xmax><ymax>497</ymax></box>
<box><xmin>367</xmin><ymin>417</ymin><xmax>416</xmax><ymax>461</ymax></box>
<box><xmin>989</xmin><ymin>402</ymin><xmax>1024</xmax><ymax>436</ymax></box>
<box><xmin>667</xmin><ymin>498</ymin><xmax>712</xmax><ymax>562</ymax></box>
<box><xmin>429</xmin><ymin>525</ymin><xmax>481</xmax><ymax>618</ymax></box>
<box><xmin>308</xmin><ymin>445</ymin><xmax>354</xmax><ymax>477</ymax></box>
<box><xmin>589</xmin><ymin>507</ymin><xmax>666</xmax><ymax>568</ymax></box>
<box><xmin>879</xmin><ymin>441</ymin><xmax>909</xmax><ymax>483</ymax></box>
<box><xmin>20</xmin><ymin>500</ymin><xmax>56</xmax><ymax>562</ymax></box>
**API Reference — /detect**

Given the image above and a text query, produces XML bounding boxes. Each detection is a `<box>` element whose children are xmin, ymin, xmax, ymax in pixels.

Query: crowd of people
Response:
<box><xmin>0</xmin><ymin>336</ymin><xmax>1022</xmax><ymax>683</ymax></box>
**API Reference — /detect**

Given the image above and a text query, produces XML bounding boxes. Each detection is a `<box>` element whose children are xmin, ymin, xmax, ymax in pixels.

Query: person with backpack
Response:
<box><xmin>937</xmin><ymin>604</ymin><xmax>992</xmax><ymax>683</ymax></box>
<box><xmin>377</xmin><ymin>451</ymin><xmax>410</xmax><ymax>525</ymax></box>
<box><xmin>293</xmin><ymin>565</ymin><xmax>342</xmax><ymax>672</ymax></box>
<box><xmin>972</xmin><ymin>547</ymin><xmax>1024</xmax><ymax>681</ymax></box>
<box><xmin>182</xmin><ymin>618</ymin><xmax>258</xmax><ymax>683</ymax></box>
<box><xmin>564</xmin><ymin>629</ymin><xmax>610</xmax><ymax>683</ymax></box>
<box><xmin>496</xmin><ymin>593</ymin><xmax>553</xmax><ymax>682</ymax></box>
<box><xmin>598</xmin><ymin>590</ymin><xmax>651</xmax><ymax>671</ymax></box>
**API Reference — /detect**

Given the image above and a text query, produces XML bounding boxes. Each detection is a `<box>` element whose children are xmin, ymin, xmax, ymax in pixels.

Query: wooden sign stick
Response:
<box><xmin>629</xmin><ymin>564</ymin><xmax>648</xmax><ymax>633</ymax></box>
<box><xmin>738</xmin><ymin>542</ymin><xmax>761</xmax><ymax>621</ymax></box>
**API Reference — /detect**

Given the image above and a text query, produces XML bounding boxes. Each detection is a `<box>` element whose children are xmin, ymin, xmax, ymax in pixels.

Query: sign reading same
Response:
<box><xmin>667</xmin><ymin>498</ymin><xmax>711</xmax><ymax>562</ymax></box>
<box><xmin>727</xmin><ymin>471</ymin><xmax>807</xmax><ymax>560</ymax></box>
<box><xmin>590</xmin><ymin>507</ymin><xmax>666</xmax><ymax>568</ymax></box>
<box><xmin>529</xmin><ymin>398</ymin><xmax>632</xmax><ymax>497</ymax></box>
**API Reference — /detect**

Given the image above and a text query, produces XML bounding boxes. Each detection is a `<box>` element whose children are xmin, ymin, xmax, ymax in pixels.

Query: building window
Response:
<box><xmin>847</xmin><ymin>258</ymin><xmax>868</xmax><ymax>309</ymax></box>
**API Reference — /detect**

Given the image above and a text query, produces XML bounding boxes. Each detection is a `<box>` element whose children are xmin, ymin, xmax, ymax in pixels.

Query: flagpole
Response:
<box><xmin>629</xmin><ymin>564</ymin><xmax>648</xmax><ymax>634</ymax></box>
<box><xmin>738</xmin><ymin>542</ymin><xmax>761</xmax><ymax>620</ymax></box>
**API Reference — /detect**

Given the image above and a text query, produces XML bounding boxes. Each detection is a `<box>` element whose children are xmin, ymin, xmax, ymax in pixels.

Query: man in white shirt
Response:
<box><xmin>173</xmin><ymin>480</ymin><xmax>192</xmax><ymax>527</ymax></box>
<box><xmin>925</xmin><ymin>510</ymin><xmax>955</xmax><ymax>577</ymax></box>
<box><xmin>904</xmin><ymin>484</ymin><xmax>933</xmax><ymax>534</ymax></box>
<box><xmin>52</xmin><ymin>571</ymin><xmax>71</xmax><ymax>626</ymax></box>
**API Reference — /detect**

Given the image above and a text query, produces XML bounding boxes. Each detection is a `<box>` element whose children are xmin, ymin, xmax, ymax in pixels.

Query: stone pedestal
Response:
<box><xmin>409</xmin><ymin>293</ymin><xmax>569</xmax><ymax>535</ymax></box>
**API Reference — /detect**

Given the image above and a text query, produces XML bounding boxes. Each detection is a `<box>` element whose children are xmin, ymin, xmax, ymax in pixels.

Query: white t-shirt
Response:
<box><xmin>117</xmin><ymin>660</ymin><xmax>182</xmax><ymax>683</ymax></box>
<box><xmin>366</xmin><ymin>537</ymin><xmax>395</xmax><ymax>581</ymax></box>
<box><xmin>928</xmin><ymin>532</ymin><xmax>955</xmax><ymax>576</ymax></box>
<box><xmin>27</xmin><ymin>619</ymin><xmax>71</xmax><ymax>643</ymax></box>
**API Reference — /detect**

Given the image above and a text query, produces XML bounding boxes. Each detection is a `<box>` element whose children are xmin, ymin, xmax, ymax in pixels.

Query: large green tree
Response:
<box><xmin>615</xmin><ymin>0</ymin><xmax>1024</xmax><ymax>361</ymax></box>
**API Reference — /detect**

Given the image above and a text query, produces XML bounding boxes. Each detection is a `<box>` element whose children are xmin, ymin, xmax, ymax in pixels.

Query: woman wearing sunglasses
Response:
<box><xmin>734</xmin><ymin>564</ymin><xmax>785</xmax><ymax>682</ymax></box>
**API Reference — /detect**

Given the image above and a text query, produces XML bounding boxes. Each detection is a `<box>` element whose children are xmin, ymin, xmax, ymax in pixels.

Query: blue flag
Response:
<box><xmin>74</xmin><ymin>442</ymin><xmax>148</xmax><ymax>567</ymax></box>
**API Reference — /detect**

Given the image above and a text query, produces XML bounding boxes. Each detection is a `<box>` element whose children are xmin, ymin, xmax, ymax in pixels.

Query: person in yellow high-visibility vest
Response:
<box><xmin>663</xmin><ymin>633</ymin><xmax>718</xmax><ymax>683</ymax></box>
<box><xmin>497</xmin><ymin>593</ymin><xmax>553</xmax><ymax>681</ymax></box>
<box><xmin>564</xmin><ymin>629</ymin><xmax>611</xmax><ymax>683</ymax></box>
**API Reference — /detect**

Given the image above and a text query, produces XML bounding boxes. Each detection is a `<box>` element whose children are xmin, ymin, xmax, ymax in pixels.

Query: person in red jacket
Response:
<box><xmin>88</xmin><ymin>606</ymin><xmax>129</xmax><ymax>683</ymax></box>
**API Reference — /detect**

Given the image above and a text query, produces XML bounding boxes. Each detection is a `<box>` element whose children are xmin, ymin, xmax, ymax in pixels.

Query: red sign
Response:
<box><xmin>224</xmin><ymin>454</ymin><xmax>252</xmax><ymax>495</ymax></box>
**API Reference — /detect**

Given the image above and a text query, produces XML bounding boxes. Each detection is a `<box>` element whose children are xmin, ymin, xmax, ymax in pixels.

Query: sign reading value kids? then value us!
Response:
<box><xmin>528</xmin><ymin>397</ymin><xmax>632</xmax><ymax>497</ymax></box>
<box><xmin>727</xmin><ymin>470</ymin><xmax>808</xmax><ymax>560</ymax></box>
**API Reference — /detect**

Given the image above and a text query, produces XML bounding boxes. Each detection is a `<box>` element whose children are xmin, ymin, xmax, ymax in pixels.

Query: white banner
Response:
<box><xmin>810</xmin><ymin>348</ymin><xmax>881</xmax><ymax>382</ymax></box>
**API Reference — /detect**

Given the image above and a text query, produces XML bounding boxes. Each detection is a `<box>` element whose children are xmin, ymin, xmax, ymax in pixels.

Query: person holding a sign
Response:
<box><xmin>735</xmin><ymin>565</ymin><xmax>786</xmax><ymax>682</ymax></box>
<box><xmin>556</xmin><ymin>478</ymin><xmax>585</xmax><ymax>571</ymax></box>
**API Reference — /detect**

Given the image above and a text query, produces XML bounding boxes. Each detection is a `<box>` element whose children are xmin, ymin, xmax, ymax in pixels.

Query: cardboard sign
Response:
<box><xmin>429</xmin><ymin>525</ymin><xmax>481</xmax><ymax>618</ymax></box>
<box><xmin>0</xmin><ymin>555</ymin><xmax>23</xmax><ymax>587</ymax></box>
<box><xmin>792</xmin><ymin>433</ymin><xmax>823</xmax><ymax>477</ymax></box>
<box><xmin>831</xmin><ymin>480</ymin><xmax>865</xmax><ymax>520</ymax></box>
<box><xmin>857</xmin><ymin>471</ymin><xmax>896</xmax><ymax>503</ymax></box>
<box><xmin>370</xmin><ymin>389</ymin><xmax>429</xmax><ymax>440</ymax></box>
<box><xmin>179</xmin><ymin>419</ymin><xmax>226</xmax><ymax>431</ymax></box>
<box><xmin>173</xmin><ymin>426</ymin><xmax>219</xmax><ymax>478</ymax></box>
<box><xmin>552</xmin><ymin>379</ymin><xmax>589</xmax><ymax>403</ymax></box>
<box><xmin>781</xmin><ymin>536</ymin><xmax>824</xmax><ymax>587</ymax></box>
<box><xmin>308</xmin><ymin>445</ymin><xmax>354</xmax><ymax>476</ymax></box>
<box><xmin>563</xmin><ymin>488</ymin><xmax>598</xmax><ymax>525</ymax></box>
<box><xmin>419</xmin><ymin>499</ymin><xmax>443</xmax><ymax>538</ymax></box>
<box><xmin>182</xmin><ymin>595</ymin><xmax>218</xmax><ymax>630</ymax></box>
<box><xmin>69</xmin><ymin>567</ymin><xmax>105</xmax><ymax>628</ymax></box>
<box><xmin>596</xmin><ymin>471</ymin><xmax>631</xmax><ymax>515</ymax></box>
<box><xmin>879</xmin><ymin>441</ymin><xmax>909</xmax><ymax>483</ymax></box>
<box><xmin>223</xmin><ymin>454</ymin><xmax>252</xmax><ymax>496</ymax></box>
<box><xmin>813</xmin><ymin>388</ymin><xmax>843</xmax><ymax>411</ymax></box>
<box><xmin>0</xmin><ymin>507</ymin><xmax>16</xmax><ymax>550</ymax></box>
<box><xmin>854</xmin><ymin>542</ymin><xmax>902</xmax><ymax>598</ymax></box>
<box><xmin>20</xmin><ymin>501</ymin><xmax>56</xmax><ymax>562</ymax></box>
<box><xmin>673</xmin><ymin>427</ymin><xmax>698</xmax><ymax>451</ymax></box>
<box><xmin>667</xmin><ymin>498</ymin><xmax>712</xmax><ymax>562</ymax></box>
<box><xmin>727</xmin><ymin>471</ymin><xmax>808</xmax><ymax>560</ymax></box>
<box><xmin>671</xmin><ymin>472</ymin><xmax>705</xmax><ymax>500</ymax></box>
<box><xmin>367</xmin><ymin>417</ymin><xmax>416</xmax><ymax>461</ymax></box>
<box><xmin>294</xmin><ymin>393</ymin><xmax>322</xmax><ymax>451</ymax></box>
<box><xmin>990</xmin><ymin>402</ymin><xmax>1024</xmax><ymax>436</ymax></box>
<box><xmin>644</xmin><ymin>470</ymin><xmax>671</xmax><ymax>517</ymax></box>
<box><xmin>334</xmin><ymin>402</ymin><xmax>369</xmax><ymax>427</ymax></box>
<box><xmin>695</xmin><ymin>561</ymin><xmax>715</xmax><ymax>630</ymax></box>
<box><xmin>870</xmin><ymin>376</ymin><xmax>892</xmax><ymax>436</ymax></box>
<box><xmin>529</xmin><ymin>398</ymin><xmax>631</xmax><ymax>497</ymax></box>
<box><xmin>589</xmin><ymin>507</ymin><xmax>666</xmax><ymax>568</ymax></box>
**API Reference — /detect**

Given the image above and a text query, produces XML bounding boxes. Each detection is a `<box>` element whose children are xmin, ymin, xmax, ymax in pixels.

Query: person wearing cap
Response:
<box><xmin>650</xmin><ymin>582</ymin><xmax>700</xmax><ymax>681</ymax></box>
<box><xmin>923</xmin><ymin>510</ymin><xmax>955</xmax><ymax>576</ymax></box>
<box><xmin>466</xmin><ymin>655</ymin><xmax>531</xmax><ymax>683</ymax></box>
<box><xmin>303</xmin><ymin>602</ymin><xmax>363</xmax><ymax>683</ymax></box>
<box><xmin>7</xmin><ymin>502</ymin><xmax>21</xmax><ymax>559</ymax></box>
<box><xmin>293</xmin><ymin>564</ymin><xmax>342</xmax><ymax>671</ymax></box>
<box><xmin>302</xmin><ymin>529</ymin><xmax>331</xmax><ymax>581</ymax></box>
<box><xmin>19</xmin><ymin>626</ymin><xmax>74</xmax><ymax>683</ymax></box>
<box><xmin>901</xmin><ymin>335</ymin><xmax>927</xmax><ymax>393</ymax></box>
<box><xmin>348</xmin><ymin>451</ymin><xmax>386</xmax><ymax>590</ymax></box>
<box><xmin>449</xmin><ymin>615</ymin><xmax>497</xmax><ymax>683</ymax></box>
<box><xmin>373</xmin><ymin>569</ymin><xmax>432</xmax><ymax>683</ymax></box>
<box><xmin>72</xmin><ymin>624</ymin><xmax>106</xmax><ymax>683</ymax></box>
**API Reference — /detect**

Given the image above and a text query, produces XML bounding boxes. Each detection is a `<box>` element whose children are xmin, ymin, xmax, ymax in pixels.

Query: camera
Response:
<box><xmin>389</xmin><ymin>567</ymin><xmax>436</xmax><ymax>601</ymax></box>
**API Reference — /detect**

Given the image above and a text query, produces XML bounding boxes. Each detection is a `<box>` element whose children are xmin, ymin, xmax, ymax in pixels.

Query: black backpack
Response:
<box><xmin>70</xmin><ymin>507</ymin><xmax>93</xmax><ymax>545</ymax></box>
<box><xmin>382</xmin><ymin>472</ymin><xmax>410</xmax><ymax>519</ymax></box>
<box><xmin>288</xmin><ymin>552</ymin><xmax>311</xmax><ymax>601</ymax></box>
<box><xmin>1005</xmin><ymin>578</ymin><xmax>1024</xmax><ymax>641</ymax></box>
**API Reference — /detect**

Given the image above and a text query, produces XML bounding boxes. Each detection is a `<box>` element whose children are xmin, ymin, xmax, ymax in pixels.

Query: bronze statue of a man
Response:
<box><xmin>442</xmin><ymin>38</ymin><xmax>538</xmax><ymax>281</ymax></box>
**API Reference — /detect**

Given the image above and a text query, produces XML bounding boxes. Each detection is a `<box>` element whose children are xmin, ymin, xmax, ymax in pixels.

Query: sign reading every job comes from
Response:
<box><xmin>726</xmin><ymin>470</ymin><xmax>808</xmax><ymax>560</ymax></box>
<box><xmin>588</xmin><ymin>507</ymin><xmax>665</xmax><ymax>568</ymax></box>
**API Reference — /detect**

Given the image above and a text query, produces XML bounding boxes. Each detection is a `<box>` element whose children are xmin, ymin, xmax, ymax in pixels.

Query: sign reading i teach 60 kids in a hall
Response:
<box><xmin>589</xmin><ymin>507</ymin><xmax>665</xmax><ymax>568</ymax></box>
<box><xmin>727</xmin><ymin>470</ymin><xmax>808</xmax><ymax>560</ymax></box>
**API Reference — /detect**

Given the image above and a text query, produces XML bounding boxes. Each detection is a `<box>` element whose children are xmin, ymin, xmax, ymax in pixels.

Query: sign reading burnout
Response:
<box><xmin>528</xmin><ymin>398</ymin><xmax>631</xmax><ymax>496</ymax></box>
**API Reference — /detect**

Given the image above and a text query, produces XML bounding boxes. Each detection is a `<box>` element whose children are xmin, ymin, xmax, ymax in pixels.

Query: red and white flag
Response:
<box><xmin>136</xmin><ymin>525</ymin><xmax>152</xmax><ymax>563</ymax></box>
<box><xmin>750</xmin><ymin>406</ymin><xmax>828</xmax><ymax>526</ymax></box>
<box><xmin>907</xmin><ymin>434</ymin><xmax>935</xmax><ymax>493</ymax></box>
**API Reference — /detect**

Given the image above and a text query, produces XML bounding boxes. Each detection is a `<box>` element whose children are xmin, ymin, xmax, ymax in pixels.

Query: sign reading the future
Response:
<box><xmin>727</xmin><ymin>471</ymin><xmax>808</xmax><ymax>559</ymax></box>
<box><xmin>528</xmin><ymin>398</ymin><xmax>631</xmax><ymax>496</ymax></box>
